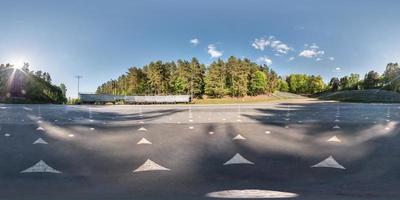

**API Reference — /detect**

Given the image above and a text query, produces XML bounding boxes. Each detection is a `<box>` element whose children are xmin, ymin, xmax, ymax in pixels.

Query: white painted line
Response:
<box><xmin>311</xmin><ymin>156</ymin><xmax>345</xmax><ymax>169</ymax></box>
<box><xmin>37</xmin><ymin>121</ymin><xmax>43</xmax><ymax>124</ymax></box>
<box><xmin>334</xmin><ymin>119</ymin><xmax>340</xmax><ymax>122</ymax></box>
<box><xmin>33</xmin><ymin>138</ymin><xmax>48</xmax><ymax>144</ymax></box>
<box><xmin>265</xmin><ymin>131</ymin><xmax>271</xmax><ymax>134</ymax></box>
<box><xmin>205</xmin><ymin>189</ymin><xmax>298</xmax><ymax>198</ymax></box>
<box><xmin>4</xmin><ymin>133</ymin><xmax>10</xmax><ymax>137</ymax></box>
<box><xmin>327</xmin><ymin>136</ymin><xmax>341</xmax><ymax>143</ymax></box>
<box><xmin>333</xmin><ymin>125</ymin><xmax>341</xmax><ymax>129</ymax></box>
<box><xmin>90</xmin><ymin>128</ymin><xmax>95</xmax><ymax>131</ymax></box>
<box><xmin>138</xmin><ymin>127</ymin><xmax>147</xmax><ymax>131</ymax></box>
<box><xmin>68</xmin><ymin>134</ymin><xmax>74</xmax><ymax>137</ymax></box>
<box><xmin>20</xmin><ymin>160</ymin><xmax>62</xmax><ymax>173</ymax></box>
<box><xmin>189</xmin><ymin>119</ymin><xmax>193</xmax><ymax>122</ymax></box>
<box><xmin>233</xmin><ymin>134</ymin><xmax>246</xmax><ymax>140</ymax></box>
<box><xmin>137</xmin><ymin>138</ymin><xmax>152</xmax><ymax>144</ymax></box>
<box><xmin>133</xmin><ymin>159</ymin><xmax>170</xmax><ymax>172</ymax></box>
<box><xmin>189</xmin><ymin>126</ymin><xmax>194</xmax><ymax>129</ymax></box>
<box><xmin>209</xmin><ymin>131</ymin><xmax>214</xmax><ymax>135</ymax></box>
<box><xmin>36</xmin><ymin>127</ymin><xmax>45</xmax><ymax>131</ymax></box>
<box><xmin>385</xmin><ymin>127</ymin><xmax>390</xmax><ymax>130</ymax></box>
<box><xmin>224</xmin><ymin>153</ymin><xmax>254</xmax><ymax>165</ymax></box>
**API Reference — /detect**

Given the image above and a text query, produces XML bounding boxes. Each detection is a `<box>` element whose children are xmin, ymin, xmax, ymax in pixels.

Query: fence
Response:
<box><xmin>79</xmin><ymin>94</ymin><xmax>191</xmax><ymax>104</ymax></box>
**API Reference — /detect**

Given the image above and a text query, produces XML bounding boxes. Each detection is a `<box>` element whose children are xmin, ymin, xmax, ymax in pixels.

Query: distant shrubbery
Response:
<box><xmin>0</xmin><ymin>63</ymin><xmax>67</xmax><ymax>104</ymax></box>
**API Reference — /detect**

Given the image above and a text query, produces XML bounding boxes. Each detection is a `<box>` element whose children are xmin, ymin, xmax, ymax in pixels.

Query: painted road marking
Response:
<box><xmin>333</xmin><ymin>125</ymin><xmax>341</xmax><ymax>129</ymax></box>
<box><xmin>265</xmin><ymin>131</ymin><xmax>271</xmax><ymax>134</ymax></box>
<box><xmin>4</xmin><ymin>133</ymin><xmax>10</xmax><ymax>137</ymax></box>
<box><xmin>133</xmin><ymin>159</ymin><xmax>170</xmax><ymax>172</ymax></box>
<box><xmin>233</xmin><ymin>134</ymin><xmax>246</xmax><ymax>140</ymax></box>
<box><xmin>189</xmin><ymin>126</ymin><xmax>194</xmax><ymax>129</ymax></box>
<box><xmin>205</xmin><ymin>189</ymin><xmax>298</xmax><ymax>198</ymax></box>
<box><xmin>20</xmin><ymin>160</ymin><xmax>62</xmax><ymax>173</ymax></box>
<box><xmin>68</xmin><ymin>134</ymin><xmax>74</xmax><ymax>137</ymax></box>
<box><xmin>209</xmin><ymin>131</ymin><xmax>214</xmax><ymax>135</ymax></box>
<box><xmin>138</xmin><ymin>127</ymin><xmax>147</xmax><ymax>131</ymax></box>
<box><xmin>36</xmin><ymin>127</ymin><xmax>45</xmax><ymax>131</ymax></box>
<box><xmin>311</xmin><ymin>156</ymin><xmax>345</xmax><ymax>169</ymax></box>
<box><xmin>90</xmin><ymin>128</ymin><xmax>95</xmax><ymax>131</ymax></box>
<box><xmin>224</xmin><ymin>153</ymin><xmax>254</xmax><ymax>165</ymax></box>
<box><xmin>33</xmin><ymin>138</ymin><xmax>48</xmax><ymax>144</ymax></box>
<box><xmin>137</xmin><ymin>138</ymin><xmax>152</xmax><ymax>144</ymax></box>
<box><xmin>327</xmin><ymin>136</ymin><xmax>341</xmax><ymax>143</ymax></box>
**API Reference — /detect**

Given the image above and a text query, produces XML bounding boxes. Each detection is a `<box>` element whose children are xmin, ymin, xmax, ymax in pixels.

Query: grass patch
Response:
<box><xmin>193</xmin><ymin>92</ymin><xmax>305</xmax><ymax>104</ymax></box>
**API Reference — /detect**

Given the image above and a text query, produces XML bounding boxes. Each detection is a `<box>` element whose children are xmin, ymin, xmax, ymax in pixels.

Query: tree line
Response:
<box><xmin>96</xmin><ymin>56</ymin><xmax>326</xmax><ymax>97</ymax></box>
<box><xmin>96</xmin><ymin>57</ymin><xmax>400</xmax><ymax>98</ymax></box>
<box><xmin>0</xmin><ymin>63</ymin><xmax>67</xmax><ymax>103</ymax></box>
<box><xmin>328</xmin><ymin>63</ymin><xmax>400</xmax><ymax>92</ymax></box>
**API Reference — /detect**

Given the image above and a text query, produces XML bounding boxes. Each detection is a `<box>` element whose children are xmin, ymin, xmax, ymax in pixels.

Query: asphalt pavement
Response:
<box><xmin>0</xmin><ymin>99</ymin><xmax>399</xmax><ymax>200</ymax></box>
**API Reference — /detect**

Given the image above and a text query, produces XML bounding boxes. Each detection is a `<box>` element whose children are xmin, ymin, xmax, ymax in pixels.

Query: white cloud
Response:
<box><xmin>298</xmin><ymin>43</ymin><xmax>325</xmax><ymax>58</ymax></box>
<box><xmin>207</xmin><ymin>44</ymin><xmax>223</xmax><ymax>58</ymax></box>
<box><xmin>329</xmin><ymin>57</ymin><xmax>335</xmax><ymax>61</ymax></box>
<box><xmin>257</xmin><ymin>56</ymin><xmax>272</xmax><ymax>66</ymax></box>
<box><xmin>190</xmin><ymin>38</ymin><xmax>199</xmax><ymax>46</ymax></box>
<box><xmin>315</xmin><ymin>57</ymin><xmax>322</xmax><ymax>61</ymax></box>
<box><xmin>252</xmin><ymin>36</ymin><xmax>292</xmax><ymax>54</ymax></box>
<box><xmin>335</xmin><ymin>67</ymin><xmax>341</xmax><ymax>71</ymax></box>
<box><xmin>288</xmin><ymin>57</ymin><xmax>295</xmax><ymax>61</ymax></box>
<box><xmin>252</xmin><ymin>38</ymin><xmax>270</xmax><ymax>51</ymax></box>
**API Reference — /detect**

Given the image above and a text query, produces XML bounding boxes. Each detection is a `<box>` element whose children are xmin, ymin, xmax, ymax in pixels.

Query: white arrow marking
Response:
<box><xmin>311</xmin><ymin>156</ymin><xmax>345</xmax><ymax>169</ymax></box>
<box><xmin>33</xmin><ymin>138</ymin><xmax>48</xmax><ymax>144</ymax></box>
<box><xmin>205</xmin><ymin>189</ymin><xmax>298</xmax><ymax>198</ymax></box>
<box><xmin>233</xmin><ymin>134</ymin><xmax>246</xmax><ymax>140</ymax></box>
<box><xmin>137</xmin><ymin>138</ymin><xmax>152</xmax><ymax>144</ymax></box>
<box><xmin>133</xmin><ymin>159</ymin><xmax>170</xmax><ymax>172</ymax></box>
<box><xmin>36</xmin><ymin>127</ymin><xmax>45</xmax><ymax>131</ymax></box>
<box><xmin>138</xmin><ymin>127</ymin><xmax>147</xmax><ymax>131</ymax></box>
<box><xmin>20</xmin><ymin>160</ymin><xmax>62</xmax><ymax>173</ymax></box>
<box><xmin>327</xmin><ymin>136</ymin><xmax>341</xmax><ymax>143</ymax></box>
<box><xmin>224</xmin><ymin>153</ymin><xmax>254</xmax><ymax>165</ymax></box>
<box><xmin>333</xmin><ymin>125</ymin><xmax>341</xmax><ymax>129</ymax></box>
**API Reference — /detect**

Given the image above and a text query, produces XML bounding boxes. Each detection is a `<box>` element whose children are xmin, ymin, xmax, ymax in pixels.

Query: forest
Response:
<box><xmin>96</xmin><ymin>56</ymin><xmax>400</xmax><ymax>98</ymax></box>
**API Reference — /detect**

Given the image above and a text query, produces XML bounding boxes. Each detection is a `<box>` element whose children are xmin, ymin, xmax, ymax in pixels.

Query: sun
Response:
<box><xmin>9</xmin><ymin>57</ymin><xmax>27</xmax><ymax>69</ymax></box>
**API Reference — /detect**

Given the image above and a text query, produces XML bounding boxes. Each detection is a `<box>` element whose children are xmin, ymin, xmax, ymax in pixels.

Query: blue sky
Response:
<box><xmin>1</xmin><ymin>0</ymin><xmax>400</xmax><ymax>98</ymax></box>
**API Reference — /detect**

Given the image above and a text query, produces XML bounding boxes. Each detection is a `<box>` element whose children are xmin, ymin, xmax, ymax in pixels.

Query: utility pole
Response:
<box><xmin>75</xmin><ymin>75</ymin><xmax>82</xmax><ymax>97</ymax></box>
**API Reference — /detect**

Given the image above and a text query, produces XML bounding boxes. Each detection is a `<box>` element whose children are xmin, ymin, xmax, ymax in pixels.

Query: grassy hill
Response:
<box><xmin>193</xmin><ymin>91</ymin><xmax>306</xmax><ymax>104</ymax></box>
<box><xmin>0</xmin><ymin>66</ymin><xmax>66</xmax><ymax>104</ymax></box>
<box><xmin>314</xmin><ymin>89</ymin><xmax>400</xmax><ymax>103</ymax></box>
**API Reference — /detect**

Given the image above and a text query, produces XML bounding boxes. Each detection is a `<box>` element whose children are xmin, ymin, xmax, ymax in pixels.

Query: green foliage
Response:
<box><xmin>363</xmin><ymin>70</ymin><xmax>381</xmax><ymax>89</ymax></box>
<box><xmin>276</xmin><ymin>78</ymin><xmax>289</xmax><ymax>92</ymax></box>
<box><xmin>248</xmin><ymin>70</ymin><xmax>266</xmax><ymax>95</ymax></box>
<box><xmin>286</xmin><ymin>74</ymin><xmax>325</xmax><ymax>94</ymax></box>
<box><xmin>0</xmin><ymin>63</ymin><xmax>66</xmax><ymax>104</ymax></box>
